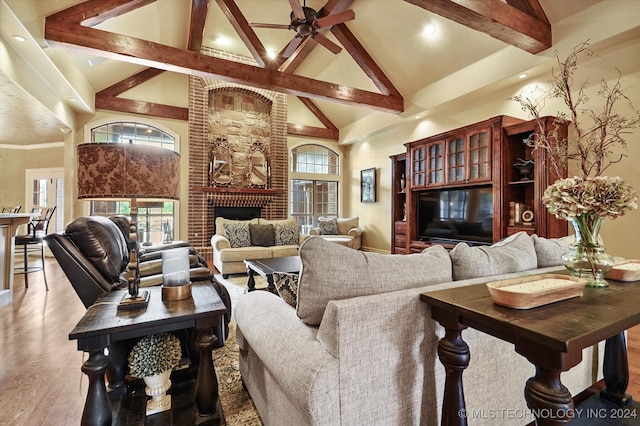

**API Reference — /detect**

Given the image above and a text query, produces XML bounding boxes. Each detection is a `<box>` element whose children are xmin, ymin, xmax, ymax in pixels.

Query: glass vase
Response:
<box><xmin>562</xmin><ymin>214</ymin><xmax>615</xmax><ymax>288</ymax></box>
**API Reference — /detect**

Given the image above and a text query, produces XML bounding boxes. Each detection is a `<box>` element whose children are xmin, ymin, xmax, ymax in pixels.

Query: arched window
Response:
<box><xmin>290</xmin><ymin>144</ymin><xmax>340</xmax><ymax>233</ymax></box>
<box><xmin>89</xmin><ymin>121</ymin><xmax>178</xmax><ymax>245</ymax></box>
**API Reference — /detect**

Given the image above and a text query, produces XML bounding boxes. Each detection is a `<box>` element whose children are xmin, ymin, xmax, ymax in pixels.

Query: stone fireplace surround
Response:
<box><xmin>188</xmin><ymin>61</ymin><xmax>288</xmax><ymax>264</ymax></box>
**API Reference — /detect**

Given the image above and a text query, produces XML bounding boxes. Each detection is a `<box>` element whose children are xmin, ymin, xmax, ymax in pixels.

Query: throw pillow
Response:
<box><xmin>249</xmin><ymin>224</ymin><xmax>275</xmax><ymax>247</ymax></box>
<box><xmin>449</xmin><ymin>231</ymin><xmax>537</xmax><ymax>280</ymax></box>
<box><xmin>273</xmin><ymin>272</ymin><xmax>299</xmax><ymax>308</ymax></box>
<box><xmin>223</xmin><ymin>222</ymin><xmax>251</xmax><ymax>248</ymax></box>
<box><xmin>274</xmin><ymin>223</ymin><xmax>301</xmax><ymax>246</ymax></box>
<box><xmin>296</xmin><ymin>237</ymin><xmax>452</xmax><ymax>325</ymax></box>
<box><xmin>532</xmin><ymin>234</ymin><xmax>570</xmax><ymax>267</ymax></box>
<box><xmin>318</xmin><ymin>218</ymin><xmax>338</xmax><ymax>235</ymax></box>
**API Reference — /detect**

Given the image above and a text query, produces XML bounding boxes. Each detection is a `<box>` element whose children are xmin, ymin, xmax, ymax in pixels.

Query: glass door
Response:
<box><xmin>24</xmin><ymin>168</ymin><xmax>64</xmax><ymax>236</ymax></box>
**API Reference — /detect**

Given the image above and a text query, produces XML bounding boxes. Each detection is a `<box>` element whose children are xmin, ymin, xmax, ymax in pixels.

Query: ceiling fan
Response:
<box><xmin>250</xmin><ymin>0</ymin><xmax>355</xmax><ymax>58</ymax></box>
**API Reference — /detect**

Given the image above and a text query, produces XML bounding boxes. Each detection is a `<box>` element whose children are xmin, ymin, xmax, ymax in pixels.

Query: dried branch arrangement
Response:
<box><xmin>511</xmin><ymin>41</ymin><xmax>640</xmax><ymax>179</ymax></box>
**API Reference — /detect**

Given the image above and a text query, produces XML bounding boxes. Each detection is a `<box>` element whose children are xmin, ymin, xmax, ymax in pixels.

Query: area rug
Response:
<box><xmin>214</xmin><ymin>273</ymin><xmax>266</xmax><ymax>426</ymax></box>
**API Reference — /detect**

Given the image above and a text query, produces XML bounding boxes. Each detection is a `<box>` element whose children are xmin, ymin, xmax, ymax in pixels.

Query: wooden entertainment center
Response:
<box><xmin>390</xmin><ymin>115</ymin><xmax>568</xmax><ymax>254</ymax></box>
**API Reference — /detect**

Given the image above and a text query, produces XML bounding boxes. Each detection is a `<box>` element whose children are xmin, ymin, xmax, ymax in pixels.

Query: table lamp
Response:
<box><xmin>77</xmin><ymin>142</ymin><xmax>180</xmax><ymax>311</ymax></box>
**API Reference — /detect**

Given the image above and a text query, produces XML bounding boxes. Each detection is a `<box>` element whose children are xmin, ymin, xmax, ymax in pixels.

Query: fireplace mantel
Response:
<box><xmin>194</xmin><ymin>187</ymin><xmax>281</xmax><ymax>195</ymax></box>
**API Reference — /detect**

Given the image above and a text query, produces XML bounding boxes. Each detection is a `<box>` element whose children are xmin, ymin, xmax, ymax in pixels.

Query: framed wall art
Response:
<box><xmin>361</xmin><ymin>168</ymin><xmax>376</xmax><ymax>203</ymax></box>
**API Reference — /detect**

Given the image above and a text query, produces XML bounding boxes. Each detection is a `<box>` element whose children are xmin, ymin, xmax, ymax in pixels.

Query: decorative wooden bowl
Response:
<box><xmin>605</xmin><ymin>260</ymin><xmax>640</xmax><ymax>282</ymax></box>
<box><xmin>486</xmin><ymin>274</ymin><xmax>586</xmax><ymax>309</ymax></box>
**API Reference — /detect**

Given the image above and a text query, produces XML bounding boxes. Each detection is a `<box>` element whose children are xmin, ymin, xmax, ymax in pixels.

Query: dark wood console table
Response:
<box><xmin>69</xmin><ymin>283</ymin><xmax>227</xmax><ymax>426</ymax></box>
<box><xmin>421</xmin><ymin>276</ymin><xmax>640</xmax><ymax>425</ymax></box>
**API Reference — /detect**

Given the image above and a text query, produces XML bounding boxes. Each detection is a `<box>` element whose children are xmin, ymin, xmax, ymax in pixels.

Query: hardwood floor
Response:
<box><xmin>0</xmin><ymin>260</ymin><xmax>86</xmax><ymax>425</ymax></box>
<box><xmin>0</xmin><ymin>259</ymin><xmax>639</xmax><ymax>425</ymax></box>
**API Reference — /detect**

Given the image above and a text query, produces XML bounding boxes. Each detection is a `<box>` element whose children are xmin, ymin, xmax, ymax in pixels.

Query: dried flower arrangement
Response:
<box><xmin>128</xmin><ymin>332</ymin><xmax>182</xmax><ymax>379</ymax></box>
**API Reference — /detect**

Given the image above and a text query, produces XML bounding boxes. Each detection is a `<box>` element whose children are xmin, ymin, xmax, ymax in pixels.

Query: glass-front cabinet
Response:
<box><xmin>427</xmin><ymin>140</ymin><xmax>445</xmax><ymax>186</ymax></box>
<box><xmin>411</xmin><ymin>145</ymin><xmax>426</xmax><ymax>188</ymax></box>
<box><xmin>467</xmin><ymin>127</ymin><xmax>491</xmax><ymax>182</ymax></box>
<box><xmin>447</xmin><ymin>136</ymin><xmax>466</xmax><ymax>183</ymax></box>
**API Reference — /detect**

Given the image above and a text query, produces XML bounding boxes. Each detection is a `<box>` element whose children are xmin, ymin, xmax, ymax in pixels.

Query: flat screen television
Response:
<box><xmin>418</xmin><ymin>186</ymin><xmax>493</xmax><ymax>246</ymax></box>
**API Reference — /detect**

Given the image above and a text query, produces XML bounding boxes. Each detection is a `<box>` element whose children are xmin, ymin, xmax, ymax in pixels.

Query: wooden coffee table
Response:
<box><xmin>244</xmin><ymin>256</ymin><xmax>301</xmax><ymax>293</ymax></box>
<box><xmin>69</xmin><ymin>282</ymin><xmax>227</xmax><ymax>426</ymax></box>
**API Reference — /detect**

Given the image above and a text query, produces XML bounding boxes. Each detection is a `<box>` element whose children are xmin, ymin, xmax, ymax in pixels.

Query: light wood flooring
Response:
<box><xmin>1</xmin><ymin>259</ymin><xmax>639</xmax><ymax>425</ymax></box>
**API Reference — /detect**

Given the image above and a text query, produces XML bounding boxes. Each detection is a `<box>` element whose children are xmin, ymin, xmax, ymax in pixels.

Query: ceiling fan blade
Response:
<box><xmin>315</xmin><ymin>9</ymin><xmax>355</xmax><ymax>28</ymax></box>
<box><xmin>283</xmin><ymin>36</ymin><xmax>304</xmax><ymax>58</ymax></box>
<box><xmin>250</xmin><ymin>22</ymin><xmax>291</xmax><ymax>30</ymax></box>
<box><xmin>313</xmin><ymin>32</ymin><xmax>342</xmax><ymax>54</ymax></box>
<box><xmin>289</xmin><ymin>0</ymin><xmax>305</xmax><ymax>21</ymax></box>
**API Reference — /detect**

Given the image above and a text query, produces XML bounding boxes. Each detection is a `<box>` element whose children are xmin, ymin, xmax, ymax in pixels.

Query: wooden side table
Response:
<box><xmin>421</xmin><ymin>277</ymin><xmax>640</xmax><ymax>425</ymax></box>
<box><xmin>69</xmin><ymin>283</ymin><xmax>227</xmax><ymax>426</ymax></box>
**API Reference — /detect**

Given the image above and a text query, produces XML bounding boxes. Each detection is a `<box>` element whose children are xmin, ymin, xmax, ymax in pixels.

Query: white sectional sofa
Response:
<box><xmin>234</xmin><ymin>233</ymin><xmax>604</xmax><ymax>426</ymax></box>
<box><xmin>212</xmin><ymin>217</ymin><xmax>307</xmax><ymax>278</ymax></box>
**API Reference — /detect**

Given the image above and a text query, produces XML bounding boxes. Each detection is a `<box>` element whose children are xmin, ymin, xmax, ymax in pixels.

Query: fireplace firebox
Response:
<box><xmin>213</xmin><ymin>207</ymin><xmax>261</xmax><ymax>234</ymax></box>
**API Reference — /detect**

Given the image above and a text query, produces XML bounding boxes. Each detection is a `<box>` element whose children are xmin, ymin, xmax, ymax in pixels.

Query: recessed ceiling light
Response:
<box><xmin>214</xmin><ymin>35</ymin><xmax>232</xmax><ymax>47</ymax></box>
<box><xmin>266</xmin><ymin>49</ymin><xmax>277</xmax><ymax>60</ymax></box>
<box><xmin>518</xmin><ymin>73</ymin><xmax>528</xmax><ymax>79</ymax></box>
<box><xmin>422</xmin><ymin>23</ymin><xmax>436</xmax><ymax>37</ymax></box>
<box><xmin>69</xmin><ymin>97</ymin><xmax>77</xmax><ymax>102</ymax></box>
<box><xmin>13</xmin><ymin>35</ymin><xmax>26</xmax><ymax>42</ymax></box>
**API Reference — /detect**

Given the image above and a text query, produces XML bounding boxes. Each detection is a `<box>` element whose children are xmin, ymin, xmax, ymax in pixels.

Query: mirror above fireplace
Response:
<box><xmin>209</xmin><ymin>138</ymin><xmax>233</xmax><ymax>187</ymax></box>
<box><xmin>248</xmin><ymin>141</ymin><xmax>269</xmax><ymax>188</ymax></box>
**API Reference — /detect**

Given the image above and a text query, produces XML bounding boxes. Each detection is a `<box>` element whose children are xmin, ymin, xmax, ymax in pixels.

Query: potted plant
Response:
<box><xmin>128</xmin><ymin>332</ymin><xmax>182</xmax><ymax>415</ymax></box>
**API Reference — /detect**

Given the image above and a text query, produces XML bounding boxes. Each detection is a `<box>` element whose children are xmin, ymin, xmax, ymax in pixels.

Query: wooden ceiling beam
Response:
<box><xmin>330</xmin><ymin>24</ymin><xmax>401</xmax><ymax>98</ymax></box>
<box><xmin>298</xmin><ymin>97</ymin><xmax>338</xmax><ymax>133</ymax></box>
<box><xmin>45</xmin><ymin>3</ymin><xmax>403</xmax><ymax>114</ymax></box>
<box><xmin>215</xmin><ymin>0</ymin><xmax>268</xmax><ymax>68</ymax></box>
<box><xmin>404</xmin><ymin>0</ymin><xmax>551</xmax><ymax>54</ymax></box>
<box><xmin>47</xmin><ymin>0</ymin><xmax>156</xmax><ymax>27</ymax></box>
<box><xmin>94</xmin><ymin>67</ymin><xmax>188</xmax><ymax>121</ymax></box>
<box><xmin>287</xmin><ymin>124</ymin><xmax>338</xmax><ymax>141</ymax></box>
<box><xmin>96</xmin><ymin>67</ymin><xmax>164</xmax><ymax>97</ymax></box>
<box><xmin>293</xmin><ymin>97</ymin><xmax>339</xmax><ymax>140</ymax></box>
<box><xmin>505</xmin><ymin>0</ymin><xmax>549</xmax><ymax>23</ymax></box>
<box><xmin>188</xmin><ymin>0</ymin><xmax>210</xmax><ymax>52</ymax></box>
<box><xmin>95</xmin><ymin>97</ymin><xmax>188</xmax><ymax>121</ymax></box>
<box><xmin>95</xmin><ymin>96</ymin><xmax>188</xmax><ymax>121</ymax></box>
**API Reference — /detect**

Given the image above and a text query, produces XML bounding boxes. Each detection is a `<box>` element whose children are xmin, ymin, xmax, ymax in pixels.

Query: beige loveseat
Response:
<box><xmin>211</xmin><ymin>217</ymin><xmax>307</xmax><ymax>278</ymax></box>
<box><xmin>309</xmin><ymin>216</ymin><xmax>363</xmax><ymax>249</ymax></box>
<box><xmin>234</xmin><ymin>233</ymin><xmax>604</xmax><ymax>425</ymax></box>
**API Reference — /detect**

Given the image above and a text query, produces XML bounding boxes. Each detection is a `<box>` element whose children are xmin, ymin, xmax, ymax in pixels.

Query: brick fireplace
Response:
<box><xmin>188</xmin><ymin>49</ymin><xmax>288</xmax><ymax>263</ymax></box>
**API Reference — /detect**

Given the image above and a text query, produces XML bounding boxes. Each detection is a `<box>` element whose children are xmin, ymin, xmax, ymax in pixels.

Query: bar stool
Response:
<box><xmin>14</xmin><ymin>207</ymin><xmax>56</xmax><ymax>290</ymax></box>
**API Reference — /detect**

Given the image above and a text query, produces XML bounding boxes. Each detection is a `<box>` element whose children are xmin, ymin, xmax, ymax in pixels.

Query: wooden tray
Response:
<box><xmin>606</xmin><ymin>260</ymin><xmax>640</xmax><ymax>282</ymax></box>
<box><xmin>486</xmin><ymin>274</ymin><xmax>587</xmax><ymax>309</ymax></box>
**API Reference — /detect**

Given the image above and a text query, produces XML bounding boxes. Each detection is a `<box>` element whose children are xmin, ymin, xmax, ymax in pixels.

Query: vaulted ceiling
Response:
<box><xmin>1</xmin><ymin>0</ymin><xmax>637</xmax><ymax>147</ymax></box>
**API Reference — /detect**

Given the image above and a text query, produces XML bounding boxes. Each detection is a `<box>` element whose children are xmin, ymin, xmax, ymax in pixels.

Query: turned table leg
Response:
<box><xmin>81</xmin><ymin>348</ymin><xmax>112</xmax><ymax>426</ymax></box>
<box><xmin>247</xmin><ymin>268</ymin><xmax>256</xmax><ymax>292</ymax></box>
<box><xmin>601</xmin><ymin>331</ymin><xmax>632</xmax><ymax>405</ymax></box>
<box><xmin>195</xmin><ymin>326</ymin><xmax>219</xmax><ymax>416</ymax></box>
<box><xmin>525</xmin><ymin>367</ymin><xmax>573</xmax><ymax>425</ymax></box>
<box><xmin>106</xmin><ymin>341</ymin><xmax>126</xmax><ymax>390</ymax></box>
<box><xmin>266</xmin><ymin>273</ymin><xmax>276</xmax><ymax>294</ymax></box>
<box><xmin>438</xmin><ymin>327</ymin><xmax>470</xmax><ymax>426</ymax></box>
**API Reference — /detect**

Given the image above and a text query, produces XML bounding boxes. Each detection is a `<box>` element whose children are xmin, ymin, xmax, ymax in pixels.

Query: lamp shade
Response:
<box><xmin>77</xmin><ymin>143</ymin><xmax>180</xmax><ymax>200</ymax></box>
